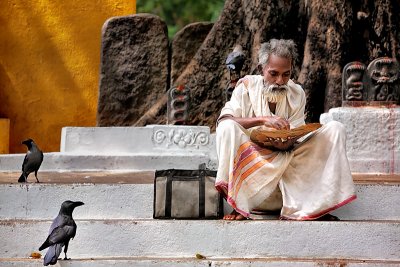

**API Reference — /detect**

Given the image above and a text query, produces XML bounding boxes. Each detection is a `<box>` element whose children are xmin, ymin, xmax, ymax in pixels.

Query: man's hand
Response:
<box><xmin>262</xmin><ymin>115</ymin><xmax>293</xmax><ymax>150</ymax></box>
<box><xmin>262</xmin><ymin>115</ymin><xmax>290</xmax><ymax>130</ymax></box>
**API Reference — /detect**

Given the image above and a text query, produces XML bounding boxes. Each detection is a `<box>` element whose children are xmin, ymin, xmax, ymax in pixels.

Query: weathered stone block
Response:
<box><xmin>170</xmin><ymin>22</ymin><xmax>213</xmax><ymax>86</ymax></box>
<box><xmin>97</xmin><ymin>14</ymin><xmax>169</xmax><ymax>126</ymax></box>
<box><xmin>320</xmin><ymin>107</ymin><xmax>400</xmax><ymax>174</ymax></box>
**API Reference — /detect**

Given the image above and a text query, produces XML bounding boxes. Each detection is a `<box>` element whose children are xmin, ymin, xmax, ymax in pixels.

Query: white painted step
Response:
<box><xmin>1</xmin><ymin>257</ymin><xmax>400</xmax><ymax>266</ymax></box>
<box><xmin>0</xmin><ymin>220</ymin><xmax>399</xmax><ymax>260</ymax></box>
<box><xmin>0</xmin><ymin>125</ymin><xmax>218</xmax><ymax>172</ymax></box>
<box><xmin>0</xmin><ymin>153</ymin><xmax>216</xmax><ymax>172</ymax></box>
<box><xmin>60</xmin><ymin>126</ymin><xmax>217</xmax><ymax>156</ymax></box>
<box><xmin>0</xmin><ymin>172</ymin><xmax>399</xmax><ymax>220</ymax></box>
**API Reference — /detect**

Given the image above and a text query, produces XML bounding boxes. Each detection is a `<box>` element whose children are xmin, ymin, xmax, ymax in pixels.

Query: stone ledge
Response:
<box><xmin>0</xmin><ymin>153</ymin><xmax>217</xmax><ymax>172</ymax></box>
<box><xmin>61</xmin><ymin>125</ymin><xmax>216</xmax><ymax>155</ymax></box>
<box><xmin>1</xmin><ymin>220</ymin><xmax>398</xmax><ymax>260</ymax></box>
<box><xmin>1</xmin><ymin>171</ymin><xmax>398</xmax><ymax>184</ymax></box>
<box><xmin>0</xmin><ymin>172</ymin><xmax>399</xmax><ymax>221</ymax></box>
<box><xmin>1</xmin><ymin>257</ymin><xmax>399</xmax><ymax>267</ymax></box>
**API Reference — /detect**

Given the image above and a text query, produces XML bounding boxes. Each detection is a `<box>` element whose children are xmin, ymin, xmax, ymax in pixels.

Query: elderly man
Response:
<box><xmin>215</xmin><ymin>39</ymin><xmax>356</xmax><ymax>220</ymax></box>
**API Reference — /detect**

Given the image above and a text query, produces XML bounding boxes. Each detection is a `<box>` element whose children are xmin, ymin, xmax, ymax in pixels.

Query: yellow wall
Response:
<box><xmin>0</xmin><ymin>119</ymin><xmax>10</xmax><ymax>153</ymax></box>
<box><xmin>0</xmin><ymin>1</ymin><xmax>135</xmax><ymax>153</ymax></box>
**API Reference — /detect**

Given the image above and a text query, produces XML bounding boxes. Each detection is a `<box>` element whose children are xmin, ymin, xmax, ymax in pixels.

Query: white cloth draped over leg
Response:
<box><xmin>216</xmin><ymin>119</ymin><xmax>356</xmax><ymax>220</ymax></box>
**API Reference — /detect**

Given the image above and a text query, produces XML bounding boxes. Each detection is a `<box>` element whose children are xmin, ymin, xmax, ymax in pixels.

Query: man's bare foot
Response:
<box><xmin>223</xmin><ymin>210</ymin><xmax>246</xmax><ymax>220</ymax></box>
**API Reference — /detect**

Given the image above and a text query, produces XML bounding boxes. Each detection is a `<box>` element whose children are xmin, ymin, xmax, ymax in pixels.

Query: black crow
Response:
<box><xmin>39</xmin><ymin>200</ymin><xmax>84</xmax><ymax>266</ymax></box>
<box><xmin>225</xmin><ymin>45</ymin><xmax>245</xmax><ymax>73</ymax></box>
<box><xmin>18</xmin><ymin>138</ymin><xmax>43</xmax><ymax>183</ymax></box>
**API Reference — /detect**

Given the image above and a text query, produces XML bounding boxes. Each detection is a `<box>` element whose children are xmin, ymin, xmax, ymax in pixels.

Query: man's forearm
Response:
<box><xmin>219</xmin><ymin>114</ymin><xmax>290</xmax><ymax>130</ymax></box>
<box><xmin>219</xmin><ymin>116</ymin><xmax>264</xmax><ymax>129</ymax></box>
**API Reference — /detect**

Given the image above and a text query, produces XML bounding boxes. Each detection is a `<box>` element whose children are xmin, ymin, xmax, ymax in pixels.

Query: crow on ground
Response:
<box><xmin>18</xmin><ymin>138</ymin><xmax>43</xmax><ymax>183</ymax></box>
<box><xmin>39</xmin><ymin>200</ymin><xmax>84</xmax><ymax>266</ymax></box>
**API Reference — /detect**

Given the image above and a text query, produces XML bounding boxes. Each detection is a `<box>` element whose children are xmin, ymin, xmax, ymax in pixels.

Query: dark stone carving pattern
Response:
<box><xmin>342</xmin><ymin>57</ymin><xmax>400</xmax><ymax>105</ymax></box>
<box><xmin>366</xmin><ymin>58</ymin><xmax>400</xmax><ymax>102</ymax></box>
<box><xmin>342</xmin><ymin>62</ymin><xmax>366</xmax><ymax>101</ymax></box>
<box><xmin>167</xmin><ymin>85</ymin><xmax>190</xmax><ymax>125</ymax></box>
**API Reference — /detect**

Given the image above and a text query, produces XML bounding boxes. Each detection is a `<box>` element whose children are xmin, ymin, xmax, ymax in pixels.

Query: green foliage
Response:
<box><xmin>136</xmin><ymin>0</ymin><xmax>225</xmax><ymax>39</ymax></box>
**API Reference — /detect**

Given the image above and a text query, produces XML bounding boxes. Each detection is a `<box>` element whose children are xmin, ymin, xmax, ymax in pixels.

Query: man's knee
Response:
<box><xmin>217</xmin><ymin>119</ymin><xmax>241</xmax><ymax>133</ymax></box>
<box><xmin>323</xmin><ymin>121</ymin><xmax>347</xmax><ymax>139</ymax></box>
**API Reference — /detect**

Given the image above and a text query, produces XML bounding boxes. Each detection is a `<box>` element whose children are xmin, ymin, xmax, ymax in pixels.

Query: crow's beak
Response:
<box><xmin>74</xmin><ymin>201</ymin><xmax>85</xmax><ymax>207</ymax></box>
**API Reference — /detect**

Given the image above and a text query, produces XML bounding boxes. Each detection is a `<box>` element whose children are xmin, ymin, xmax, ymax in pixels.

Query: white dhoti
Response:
<box><xmin>216</xmin><ymin>117</ymin><xmax>356</xmax><ymax>220</ymax></box>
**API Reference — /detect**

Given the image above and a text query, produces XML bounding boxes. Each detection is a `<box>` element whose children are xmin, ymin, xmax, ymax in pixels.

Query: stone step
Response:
<box><xmin>0</xmin><ymin>172</ymin><xmax>399</xmax><ymax>221</ymax></box>
<box><xmin>60</xmin><ymin>126</ymin><xmax>217</xmax><ymax>156</ymax></box>
<box><xmin>0</xmin><ymin>220</ymin><xmax>399</xmax><ymax>260</ymax></box>
<box><xmin>0</xmin><ymin>153</ymin><xmax>216</xmax><ymax>172</ymax></box>
<box><xmin>0</xmin><ymin>125</ymin><xmax>218</xmax><ymax>172</ymax></box>
<box><xmin>1</xmin><ymin>257</ymin><xmax>400</xmax><ymax>266</ymax></box>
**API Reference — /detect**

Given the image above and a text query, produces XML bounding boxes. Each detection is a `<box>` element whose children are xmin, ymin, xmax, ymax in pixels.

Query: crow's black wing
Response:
<box><xmin>21</xmin><ymin>152</ymin><xmax>29</xmax><ymax>171</ymax></box>
<box><xmin>39</xmin><ymin>224</ymin><xmax>76</xmax><ymax>250</ymax></box>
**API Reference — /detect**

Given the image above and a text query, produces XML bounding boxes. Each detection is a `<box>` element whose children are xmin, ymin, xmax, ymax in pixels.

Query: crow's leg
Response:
<box><xmin>34</xmin><ymin>170</ymin><xmax>40</xmax><ymax>183</ymax></box>
<box><xmin>63</xmin><ymin>241</ymin><xmax>70</xmax><ymax>260</ymax></box>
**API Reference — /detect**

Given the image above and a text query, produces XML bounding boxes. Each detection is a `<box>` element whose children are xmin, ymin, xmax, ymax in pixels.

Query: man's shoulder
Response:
<box><xmin>237</xmin><ymin>75</ymin><xmax>263</xmax><ymax>88</ymax></box>
<box><xmin>288</xmin><ymin>79</ymin><xmax>305</xmax><ymax>96</ymax></box>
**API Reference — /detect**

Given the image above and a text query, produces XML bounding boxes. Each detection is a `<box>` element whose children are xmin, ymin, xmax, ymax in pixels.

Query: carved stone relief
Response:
<box><xmin>342</xmin><ymin>57</ymin><xmax>400</xmax><ymax>105</ymax></box>
<box><xmin>366</xmin><ymin>57</ymin><xmax>400</xmax><ymax>102</ymax></box>
<box><xmin>152</xmin><ymin>128</ymin><xmax>209</xmax><ymax>149</ymax></box>
<box><xmin>342</xmin><ymin>62</ymin><xmax>366</xmax><ymax>101</ymax></box>
<box><xmin>167</xmin><ymin>85</ymin><xmax>190</xmax><ymax>125</ymax></box>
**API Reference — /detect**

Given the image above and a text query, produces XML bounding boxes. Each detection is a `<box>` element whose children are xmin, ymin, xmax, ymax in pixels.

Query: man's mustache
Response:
<box><xmin>269</xmin><ymin>84</ymin><xmax>289</xmax><ymax>92</ymax></box>
<box><xmin>263</xmin><ymin>83</ymin><xmax>289</xmax><ymax>94</ymax></box>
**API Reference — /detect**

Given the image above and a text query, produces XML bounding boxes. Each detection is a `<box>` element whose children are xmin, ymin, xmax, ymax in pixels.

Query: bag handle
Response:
<box><xmin>198</xmin><ymin>165</ymin><xmax>206</xmax><ymax>218</ymax></box>
<box><xmin>165</xmin><ymin>173</ymin><xmax>173</xmax><ymax>217</ymax></box>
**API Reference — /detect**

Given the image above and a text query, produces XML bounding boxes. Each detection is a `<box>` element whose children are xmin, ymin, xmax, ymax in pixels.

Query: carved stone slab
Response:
<box><xmin>60</xmin><ymin>125</ymin><xmax>218</xmax><ymax>170</ymax></box>
<box><xmin>167</xmin><ymin>85</ymin><xmax>190</xmax><ymax>125</ymax></box>
<box><xmin>61</xmin><ymin>125</ymin><xmax>215</xmax><ymax>154</ymax></box>
<box><xmin>366</xmin><ymin>57</ymin><xmax>400</xmax><ymax>102</ymax></box>
<box><xmin>342</xmin><ymin>61</ymin><xmax>366</xmax><ymax>101</ymax></box>
<box><xmin>170</xmin><ymin>22</ymin><xmax>213</xmax><ymax>86</ymax></box>
<box><xmin>97</xmin><ymin>14</ymin><xmax>169</xmax><ymax>126</ymax></box>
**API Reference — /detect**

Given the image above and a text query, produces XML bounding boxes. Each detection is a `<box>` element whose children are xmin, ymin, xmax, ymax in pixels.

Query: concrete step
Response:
<box><xmin>0</xmin><ymin>219</ymin><xmax>399</xmax><ymax>260</ymax></box>
<box><xmin>1</xmin><ymin>257</ymin><xmax>400</xmax><ymax>266</ymax></box>
<box><xmin>0</xmin><ymin>125</ymin><xmax>218</xmax><ymax>172</ymax></box>
<box><xmin>0</xmin><ymin>172</ymin><xmax>399</xmax><ymax>221</ymax></box>
<box><xmin>0</xmin><ymin>153</ymin><xmax>216</xmax><ymax>172</ymax></box>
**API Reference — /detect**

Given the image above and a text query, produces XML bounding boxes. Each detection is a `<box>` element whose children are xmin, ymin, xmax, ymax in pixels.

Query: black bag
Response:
<box><xmin>153</xmin><ymin>165</ymin><xmax>223</xmax><ymax>219</ymax></box>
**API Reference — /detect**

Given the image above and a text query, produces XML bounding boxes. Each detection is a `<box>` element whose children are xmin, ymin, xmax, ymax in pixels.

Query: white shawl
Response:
<box><xmin>219</xmin><ymin>75</ymin><xmax>306</xmax><ymax>129</ymax></box>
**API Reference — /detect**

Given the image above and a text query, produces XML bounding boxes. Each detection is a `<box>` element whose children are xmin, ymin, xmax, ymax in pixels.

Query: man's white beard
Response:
<box><xmin>262</xmin><ymin>82</ymin><xmax>289</xmax><ymax>103</ymax></box>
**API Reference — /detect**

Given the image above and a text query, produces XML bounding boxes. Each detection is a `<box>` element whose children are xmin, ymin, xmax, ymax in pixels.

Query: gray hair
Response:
<box><xmin>258</xmin><ymin>39</ymin><xmax>298</xmax><ymax>68</ymax></box>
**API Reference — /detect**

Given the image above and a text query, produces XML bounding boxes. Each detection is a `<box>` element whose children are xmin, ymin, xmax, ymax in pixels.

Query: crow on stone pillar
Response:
<box><xmin>225</xmin><ymin>45</ymin><xmax>245</xmax><ymax>101</ymax></box>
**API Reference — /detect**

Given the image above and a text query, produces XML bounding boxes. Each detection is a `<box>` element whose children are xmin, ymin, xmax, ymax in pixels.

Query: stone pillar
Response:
<box><xmin>0</xmin><ymin>119</ymin><xmax>10</xmax><ymax>154</ymax></box>
<box><xmin>170</xmin><ymin>22</ymin><xmax>213</xmax><ymax>86</ymax></box>
<box><xmin>97</xmin><ymin>14</ymin><xmax>169</xmax><ymax>126</ymax></box>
